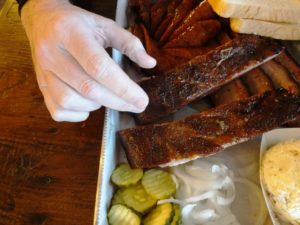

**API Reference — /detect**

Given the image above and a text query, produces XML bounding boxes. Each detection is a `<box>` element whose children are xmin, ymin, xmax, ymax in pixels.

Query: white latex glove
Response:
<box><xmin>21</xmin><ymin>0</ymin><xmax>156</xmax><ymax>122</ymax></box>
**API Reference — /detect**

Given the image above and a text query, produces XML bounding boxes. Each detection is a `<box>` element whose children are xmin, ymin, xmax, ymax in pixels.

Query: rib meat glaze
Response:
<box><xmin>120</xmin><ymin>89</ymin><xmax>300</xmax><ymax>168</ymax></box>
<box><xmin>136</xmin><ymin>35</ymin><xmax>283</xmax><ymax>124</ymax></box>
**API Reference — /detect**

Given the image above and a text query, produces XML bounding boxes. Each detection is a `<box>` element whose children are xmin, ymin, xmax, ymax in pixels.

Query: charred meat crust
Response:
<box><xmin>135</xmin><ymin>35</ymin><xmax>283</xmax><ymax>124</ymax></box>
<box><xmin>119</xmin><ymin>89</ymin><xmax>300</xmax><ymax>169</ymax></box>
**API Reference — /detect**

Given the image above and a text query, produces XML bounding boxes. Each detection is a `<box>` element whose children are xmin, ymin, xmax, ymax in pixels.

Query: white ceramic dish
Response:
<box><xmin>260</xmin><ymin>128</ymin><xmax>300</xmax><ymax>225</ymax></box>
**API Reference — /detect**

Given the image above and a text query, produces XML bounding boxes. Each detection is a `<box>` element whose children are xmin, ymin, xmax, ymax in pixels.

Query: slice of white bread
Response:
<box><xmin>208</xmin><ymin>0</ymin><xmax>300</xmax><ymax>24</ymax></box>
<box><xmin>231</xmin><ymin>18</ymin><xmax>300</xmax><ymax>40</ymax></box>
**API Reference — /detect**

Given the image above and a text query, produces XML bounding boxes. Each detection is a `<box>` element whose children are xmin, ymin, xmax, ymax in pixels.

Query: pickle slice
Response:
<box><xmin>111</xmin><ymin>188</ymin><xmax>126</xmax><ymax>206</ymax></box>
<box><xmin>108</xmin><ymin>204</ymin><xmax>141</xmax><ymax>225</ymax></box>
<box><xmin>143</xmin><ymin>203</ymin><xmax>174</xmax><ymax>225</ymax></box>
<box><xmin>170</xmin><ymin>204</ymin><xmax>181</xmax><ymax>225</ymax></box>
<box><xmin>122</xmin><ymin>183</ymin><xmax>157</xmax><ymax>214</ymax></box>
<box><xmin>142</xmin><ymin>169</ymin><xmax>176</xmax><ymax>199</ymax></box>
<box><xmin>111</xmin><ymin>163</ymin><xmax>143</xmax><ymax>187</ymax></box>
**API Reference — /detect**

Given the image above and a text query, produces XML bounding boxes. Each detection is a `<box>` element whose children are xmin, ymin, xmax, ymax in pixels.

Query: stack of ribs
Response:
<box><xmin>119</xmin><ymin>0</ymin><xmax>300</xmax><ymax>168</ymax></box>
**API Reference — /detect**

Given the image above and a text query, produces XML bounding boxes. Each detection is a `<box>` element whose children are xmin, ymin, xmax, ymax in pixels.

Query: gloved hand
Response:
<box><xmin>21</xmin><ymin>0</ymin><xmax>156</xmax><ymax>122</ymax></box>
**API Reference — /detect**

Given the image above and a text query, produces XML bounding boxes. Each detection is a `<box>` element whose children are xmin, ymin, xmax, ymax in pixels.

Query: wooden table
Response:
<box><xmin>0</xmin><ymin>0</ymin><xmax>116</xmax><ymax>224</ymax></box>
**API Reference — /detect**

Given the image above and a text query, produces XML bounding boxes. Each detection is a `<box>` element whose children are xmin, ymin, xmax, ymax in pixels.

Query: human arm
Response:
<box><xmin>18</xmin><ymin>0</ymin><xmax>156</xmax><ymax>122</ymax></box>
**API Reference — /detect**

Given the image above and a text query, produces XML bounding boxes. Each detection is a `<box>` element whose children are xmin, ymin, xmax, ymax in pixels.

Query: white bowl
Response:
<box><xmin>260</xmin><ymin>128</ymin><xmax>300</xmax><ymax>225</ymax></box>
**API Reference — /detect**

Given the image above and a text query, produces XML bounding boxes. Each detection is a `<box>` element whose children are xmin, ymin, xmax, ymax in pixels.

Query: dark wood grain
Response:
<box><xmin>0</xmin><ymin>0</ymin><xmax>116</xmax><ymax>224</ymax></box>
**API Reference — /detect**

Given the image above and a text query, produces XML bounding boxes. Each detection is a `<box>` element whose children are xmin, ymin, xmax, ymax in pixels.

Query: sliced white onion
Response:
<box><xmin>157</xmin><ymin>198</ymin><xmax>185</xmax><ymax>206</ymax></box>
<box><xmin>191</xmin><ymin>209</ymin><xmax>218</xmax><ymax>222</ymax></box>
<box><xmin>183</xmin><ymin>199</ymin><xmax>241</xmax><ymax>225</ymax></box>
<box><xmin>158</xmin><ymin>191</ymin><xmax>217</xmax><ymax>206</ymax></box>
<box><xmin>173</xmin><ymin>163</ymin><xmax>234</xmax><ymax>199</ymax></box>
<box><xmin>172</xmin><ymin>160</ymin><xmax>240</xmax><ymax>225</ymax></box>
<box><xmin>175</xmin><ymin>178</ymin><xmax>193</xmax><ymax>199</ymax></box>
<box><xmin>182</xmin><ymin>204</ymin><xmax>197</xmax><ymax>225</ymax></box>
<box><xmin>185</xmin><ymin>191</ymin><xmax>216</xmax><ymax>203</ymax></box>
<box><xmin>216</xmin><ymin>176</ymin><xmax>236</xmax><ymax>205</ymax></box>
<box><xmin>212</xmin><ymin>164</ymin><xmax>222</xmax><ymax>173</ymax></box>
<box><xmin>185</xmin><ymin>165</ymin><xmax>218</xmax><ymax>180</ymax></box>
<box><xmin>173</xmin><ymin>166</ymin><xmax>219</xmax><ymax>190</ymax></box>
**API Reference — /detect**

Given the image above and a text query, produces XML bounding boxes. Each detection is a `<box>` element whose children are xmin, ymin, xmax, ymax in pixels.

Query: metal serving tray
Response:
<box><xmin>93</xmin><ymin>1</ymin><xmax>300</xmax><ymax>224</ymax></box>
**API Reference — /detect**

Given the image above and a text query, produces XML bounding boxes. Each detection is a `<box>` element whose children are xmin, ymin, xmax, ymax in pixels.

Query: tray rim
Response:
<box><xmin>93</xmin><ymin>0</ymin><xmax>128</xmax><ymax>224</ymax></box>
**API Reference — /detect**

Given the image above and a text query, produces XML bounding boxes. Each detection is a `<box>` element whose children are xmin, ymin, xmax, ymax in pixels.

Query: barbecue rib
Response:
<box><xmin>159</xmin><ymin>0</ymin><xmax>199</xmax><ymax>44</ymax></box>
<box><xmin>135</xmin><ymin>35</ymin><xmax>283</xmax><ymax>124</ymax></box>
<box><xmin>164</xmin><ymin>19</ymin><xmax>221</xmax><ymax>48</ymax></box>
<box><xmin>242</xmin><ymin>68</ymin><xmax>274</xmax><ymax>95</ymax></box>
<box><xmin>211</xmin><ymin>79</ymin><xmax>249</xmax><ymax>106</ymax></box>
<box><xmin>150</xmin><ymin>0</ymin><xmax>169</xmax><ymax>34</ymax></box>
<box><xmin>119</xmin><ymin>89</ymin><xmax>300</xmax><ymax>169</ymax></box>
<box><xmin>138</xmin><ymin>22</ymin><xmax>219</xmax><ymax>75</ymax></box>
<box><xmin>274</xmin><ymin>51</ymin><xmax>300</xmax><ymax>84</ymax></box>
<box><xmin>210</xmin><ymin>32</ymin><xmax>250</xmax><ymax>106</ymax></box>
<box><xmin>154</xmin><ymin>0</ymin><xmax>182</xmax><ymax>41</ymax></box>
<box><xmin>168</xmin><ymin>0</ymin><xmax>218</xmax><ymax>41</ymax></box>
<box><xmin>261</xmin><ymin>60</ymin><xmax>300</xmax><ymax>96</ymax></box>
